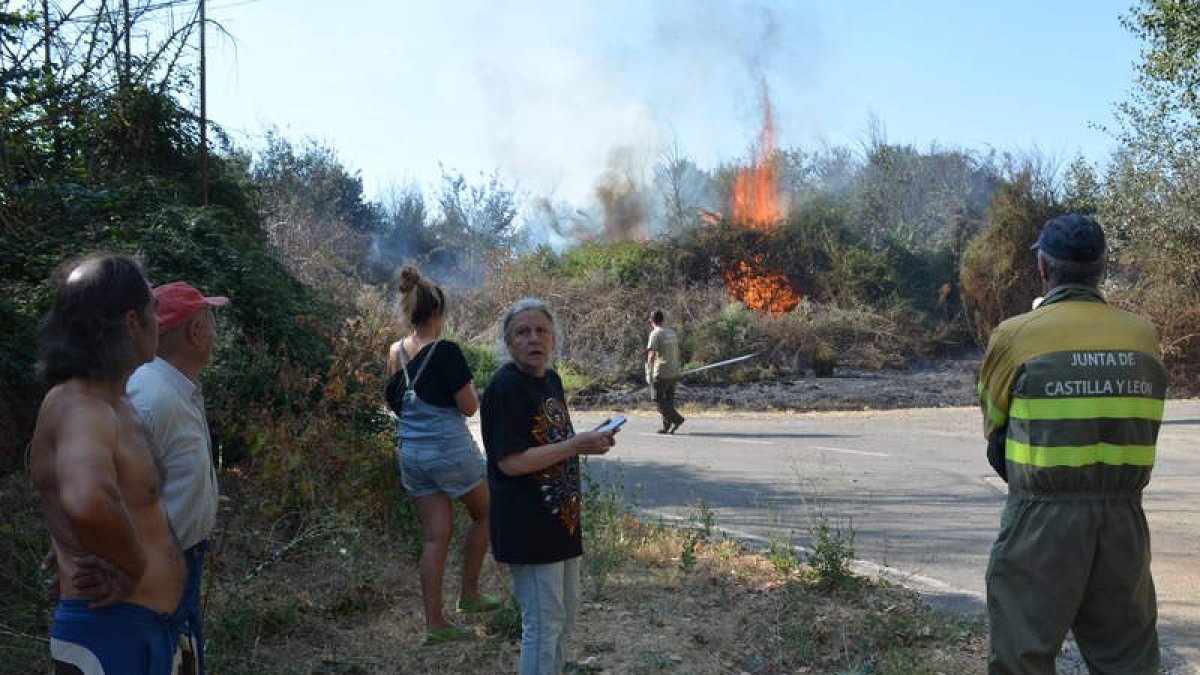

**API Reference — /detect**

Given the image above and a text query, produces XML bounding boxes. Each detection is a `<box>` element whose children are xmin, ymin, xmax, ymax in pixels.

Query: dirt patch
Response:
<box><xmin>195</xmin><ymin>485</ymin><xmax>991</xmax><ymax>675</ymax></box>
<box><xmin>564</xmin><ymin>538</ymin><xmax>988</xmax><ymax>675</ymax></box>
<box><xmin>574</xmin><ymin>357</ymin><xmax>982</xmax><ymax>413</ymax></box>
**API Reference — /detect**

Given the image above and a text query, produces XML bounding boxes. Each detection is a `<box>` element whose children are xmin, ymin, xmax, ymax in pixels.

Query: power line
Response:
<box><xmin>52</xmin><ymin>0</ymin><xmax>263</xmax><ymax>28</ymax></box>
<box><xmin>207</xmin><ymin>0</ymin><xmax>265</xmax><ymax>11</ymax></box>
<box><xmin>55</xmin><ymin>1</ymin><xmax>199</xmax><ymax>24</ymax></box>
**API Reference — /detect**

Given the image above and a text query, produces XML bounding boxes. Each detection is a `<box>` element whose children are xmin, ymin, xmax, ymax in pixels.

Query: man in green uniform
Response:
<box><xmin>978</xmin><ymin>214</ymin><xmax>1167</xmax><ymax>675</ymax></box>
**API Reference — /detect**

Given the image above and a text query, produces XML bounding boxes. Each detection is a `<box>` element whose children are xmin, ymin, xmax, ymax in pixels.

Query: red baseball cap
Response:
<box><xmin>153</xmin><ymin>281</ymin><xmax>230</xmax><ymax>332</ymax></box>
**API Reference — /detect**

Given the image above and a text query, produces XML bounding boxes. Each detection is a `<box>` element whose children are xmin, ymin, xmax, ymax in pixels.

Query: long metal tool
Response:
<box><xmin>678</xmin><ymin>352</ymin><xmax>759</xmax><ymax>377</ymax></box>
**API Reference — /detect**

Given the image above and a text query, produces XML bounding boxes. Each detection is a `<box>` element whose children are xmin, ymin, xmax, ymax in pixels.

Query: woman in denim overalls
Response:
<box><xmin>386</xmin><ymin>266</ymin><xmax>499</xmax><ymax>644</ymax></box>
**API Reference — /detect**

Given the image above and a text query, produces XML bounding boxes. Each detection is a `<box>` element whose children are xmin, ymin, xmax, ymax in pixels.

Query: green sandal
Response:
<box><xmin>457</xmin><ymin>594</ymin><xmax>502</xmax><ymax>613</ymax></box>
<box><xmin>423</xmin><ymin>624</ymin><xmax>474</xmax><ymax>645</ymax></box>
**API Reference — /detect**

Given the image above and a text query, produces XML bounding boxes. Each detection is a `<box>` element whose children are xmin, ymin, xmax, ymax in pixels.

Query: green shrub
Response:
<box><xmin>243</xmin><ymin>315</ymin><xmax>397</xmax><ymax>518</ymax></box>
<box><xmin>812</xmin><ymin>344</ymin><xmax>837</xmax><ymax>378</ymax></box>
<box><xmin>561</xmin><ymin>241</ymin><xmax>655</xmax><ymax>285</ymax></box>
<box><xmin>580</xmin><ymin>467</ymin><xmax>631</xmax><ymax>599</ymax></box>
<box><xmin>960</xmin><ymin>168</ymin><xmax>1062</xmax><ymax>345</ymax></box>
<box><xmin>459</xmin><ymin>340</ymin><xmax>501</xmax><ymax>391</ymax></box>
<box><xmin>0</xmin><ymin>298</ymin><xmax>38</xmax><ymax>473</ymax></box>
<box><xmin>686</xmin><ymin>302</ymin><xmax>764</xmax><ymax>365</ymax></box>
<box><xmin>1</xmin><ymin>193</ymin><xmax>342</xmax><ymax>470</ymax></box>
<box><xmin>765</xmin><ymin>532</ymin><xmax>802</xmax><ymax>576</ymax></box>
<box><xmin>679</xmin><ymin>499</ymin><xmax>717</xmax><ymax>574</ymax></box>
<box><xmin>489</xmin><ymin>596</ymin><xmax>524</xmax><ymax>641</ymax></box>
<box><xmin>0</xmin><ymin>475</ymin><xmax>51</xmax><ymax>672</ymax></box>
<box><xmin>555</xmin><ymin>362</ymin><xmax>593</xmax><ymax>399</ymax></box>
<box><xmin>807</xmin><ymin>513</ymin><xmax>857</xmax><ymax>589</ymax></box>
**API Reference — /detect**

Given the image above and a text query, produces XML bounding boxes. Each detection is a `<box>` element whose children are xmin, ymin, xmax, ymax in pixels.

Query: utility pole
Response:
<box><xmin>41</xmin><ymin>0</ymin><xmax>50</xmax><ymax>78</ymax></box>
<box><xmin>122</xmin><ymin>0</ymin><xmax>131</xmax><ymax>87</ymax></box>
<box><xmin>198</xmin><ymin>0</ymin><xmax>208</xmax><ymax>205</ymax></box>
<box><xmin>42</xmin><ymin>0</ymin><xmax>57</xmax><ymax>164</ymax></box>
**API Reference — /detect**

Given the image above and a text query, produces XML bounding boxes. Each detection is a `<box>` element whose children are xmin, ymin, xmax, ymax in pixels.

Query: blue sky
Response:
<box><xmin>206</xmin><ymin>0</ymin><xmax>1141</xmax><ymax>206</ymax></box>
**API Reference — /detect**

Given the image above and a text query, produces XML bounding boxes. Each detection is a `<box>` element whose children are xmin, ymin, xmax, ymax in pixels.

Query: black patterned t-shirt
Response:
<box><xmin>482</xmin><ymin>362</ymin><xmax>583</xmax><ymax>564</ymax></box>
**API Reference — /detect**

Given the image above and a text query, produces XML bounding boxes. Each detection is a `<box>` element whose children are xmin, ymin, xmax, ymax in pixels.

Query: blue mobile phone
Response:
<box><xmin>594</xmin><ymin>415</ymin><xmax>627</xmax><ymax>433</ymax></box>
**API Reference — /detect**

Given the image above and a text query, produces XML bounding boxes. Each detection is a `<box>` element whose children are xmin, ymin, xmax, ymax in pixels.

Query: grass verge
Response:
<box><xmin>0</xmin><ymin>464</ymin><xmax>987</xmax><ymax>674</ymax></box>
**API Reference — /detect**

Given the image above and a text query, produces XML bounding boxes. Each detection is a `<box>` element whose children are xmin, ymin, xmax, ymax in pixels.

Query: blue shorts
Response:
<box><xmin>400</xmin><ymin>438</ymin><xmax>486</xmax><ymax>498</ymax></box>
<box><xmin>51</xmin><ymin>599</ymin><xmax>196</xmax><ymax>675</ymax></box>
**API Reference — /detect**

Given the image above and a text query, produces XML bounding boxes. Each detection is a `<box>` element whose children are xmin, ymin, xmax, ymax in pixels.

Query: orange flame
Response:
<box><xmin>721</xmin><ymin>80</ymin><xmax>800</xmax><ymax>314</ymax></box>
<box><xmin>732</xmin><ymin>81</ymin><xmax>782</xmax><ymax>230</ymax></box>
<box><xmin>724</xmin><ymin>258</ymin><xmax>800</xmax><ymax>314</ymax></box>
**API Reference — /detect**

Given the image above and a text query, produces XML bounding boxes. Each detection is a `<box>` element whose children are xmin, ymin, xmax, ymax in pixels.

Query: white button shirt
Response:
<box><xmin>127</xmin><ymin>357</ymin><xmax>219</xmax><ymax>550</ymax></box>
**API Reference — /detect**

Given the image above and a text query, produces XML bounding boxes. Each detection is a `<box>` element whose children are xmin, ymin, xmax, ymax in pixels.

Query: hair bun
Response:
<box><xmin>398</xmin><ymin>266</ymin><xmax>421</xmax><ymax>294</ymax></box>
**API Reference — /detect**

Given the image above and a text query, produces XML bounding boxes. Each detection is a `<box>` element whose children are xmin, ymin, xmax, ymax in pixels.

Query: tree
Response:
<box><xmin>1062</xmin><ymin>156</ymin><xmax>1101</xmax><ymax>215</ymax></box>
<box><xmin>429</xmin><ymin>168</ymin><xmax>523</xmax><ymax>285</ymax></box>
<box><xmin>778</xmin><ymin>146</ymin><xmax>858</xmax><ymax>207</ymax></box>
<box><xmin>1100</xmin><ymin>0</ymin><xmax>1200</xmax><ymax>380</ymax></box>
<box><xmin>1124</xmin><ymin>0</ymin><xmax>1200</xmax><ymax>117</ymax></box>
<box><xmin>1105</xmin><ymin>0</ymin><xmax>1200</xmax><ymax>289</ymax></box>
<box><xmin>960</xmin><ymin>164</ymin><xmax>1063</xmax><ymax>345</ymax></box>
<box><xmin>251</xmin><ymin>130</ymin><xmax>383</xmax><ymax>292</ymax></box>
<box><xmin>852</xmin><ymin>136</ymin><xmax>997</xmax><ymax>254</ymax></box>
<box><xmin>367</xmin><ymin>184</ymin><xmax>435</xmax><ymax>283</ymax></box>
<box><xmin>0</xmin><ymin>1</ymin><xmax>204</xmax><ymax>187</ymax></box>
<box><xmin>0</xmin><ymin>2</ymin><xmax>343</xmax><ymax>472</ymax></box>
<box><xmin>653</xmin><ymin>142</ymin><xmax>715</xmax><ymax>235</ymax></box>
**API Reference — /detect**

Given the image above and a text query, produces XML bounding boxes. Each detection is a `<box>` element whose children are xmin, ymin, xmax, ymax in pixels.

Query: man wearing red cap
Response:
<box><xmin>127</xmin><ymin>281</ymin><xmax>229</xmax><ymax>674</ymax></box>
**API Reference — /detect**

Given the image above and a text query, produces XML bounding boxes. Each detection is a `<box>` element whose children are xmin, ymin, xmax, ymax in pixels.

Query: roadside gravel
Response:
<box><xmin>574</xmin><ymin>357</ymin><xmax>982</xmax><ymax>412</ymax></box>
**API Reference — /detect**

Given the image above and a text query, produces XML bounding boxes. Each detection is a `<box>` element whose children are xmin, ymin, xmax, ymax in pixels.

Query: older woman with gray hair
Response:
<box><xmin>480</xmin><ymin>298</ymin><xmax>619</xmax><ymax>675</ymax></box>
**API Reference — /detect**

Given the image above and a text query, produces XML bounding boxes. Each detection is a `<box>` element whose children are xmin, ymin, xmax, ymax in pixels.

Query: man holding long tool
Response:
<box><xmin>646</xmin><ymin>309</ymin><xmax>685</xmax><ymax>434</ymax></box>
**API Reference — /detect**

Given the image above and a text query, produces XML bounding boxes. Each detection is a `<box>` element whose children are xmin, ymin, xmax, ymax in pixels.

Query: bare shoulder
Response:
<box><xmin>47</xmin><ymin>381</ymin><xmax>118</xmax><ymax>419</ymax></box>
<box><xmin>386</xmin><ymin>340</ymin><xmax>404</xmax><ymax>376</ymax></box>
<box><xmin>31</xmin><ymin>383</ymin><xmax>120</xmax><ymax>492</ymax></box>
<box><xmin>34</xmin><ymin>383</ymin><xmax>120</xmax><ymax>454</ymax></box>
<box><xmin>388</xmin><ymin>340</ymin><xmax>404</xmax><ymax>358</ymax></box>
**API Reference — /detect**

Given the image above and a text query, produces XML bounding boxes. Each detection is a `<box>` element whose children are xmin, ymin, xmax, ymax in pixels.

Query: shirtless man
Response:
<box><xmin>30</xmin><ymin>253</ymin><xmax>190</xmax><ymax>674</ymax></box>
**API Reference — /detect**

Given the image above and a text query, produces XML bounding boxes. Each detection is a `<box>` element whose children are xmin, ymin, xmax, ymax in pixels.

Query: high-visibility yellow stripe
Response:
<box><xmin>978</xmin><ymin>382</ymin><xmax>1007</xmax><ymax>427</ymax></box>
<box><xmin>1006</xmin><ymin>440</ymin><xmax>1156</xmax><ymax>468</ymax></box>
<box><xmin>1010</xmin><ymin>396</ymin><xmax>1164</xmax><ymax>421</ymax></box>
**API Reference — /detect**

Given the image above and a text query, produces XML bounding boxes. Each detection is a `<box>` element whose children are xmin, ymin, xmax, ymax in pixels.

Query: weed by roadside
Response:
<box><xmin>569</xmin><ymin>474</ymin><xmax>987</xmax><ymax>674</ymax></box>
<box><xmin>0</xmin><ymin>464</ymin><xmax>988</xmax><ymax>674</ymax></box>
<box><xmin>807</xmin><ymin>512</ymin><xmax>857</xmax><ymax>589</ymax></box>
<box><xmin>765</xmin><ymin>530</ymin><xmax>802</xmax><ymax>576</ymax></box>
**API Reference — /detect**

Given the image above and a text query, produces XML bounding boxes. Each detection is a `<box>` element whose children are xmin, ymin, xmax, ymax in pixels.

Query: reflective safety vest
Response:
<box><xmin>977</xmin><ymin>284</ymin><xmax>1168</xmax><ymax>493</ymax></box>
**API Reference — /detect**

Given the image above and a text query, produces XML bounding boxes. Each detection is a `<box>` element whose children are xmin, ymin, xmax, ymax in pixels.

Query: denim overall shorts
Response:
<box><xmin>396</xmin><ymin>340</ymin><xmax>485</xmax><ymax>498</ymax></box>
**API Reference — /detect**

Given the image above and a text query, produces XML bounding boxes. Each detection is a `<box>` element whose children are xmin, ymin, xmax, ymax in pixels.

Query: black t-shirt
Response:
<box><xmin>481</xmin><ymin>362</ymin><xmax>582</xmax><ymax>564</ymax></box>
<box><xmin>385</xmin><ymin>340</ymin><xmax>473</xmax><ymax>413</ymax></box>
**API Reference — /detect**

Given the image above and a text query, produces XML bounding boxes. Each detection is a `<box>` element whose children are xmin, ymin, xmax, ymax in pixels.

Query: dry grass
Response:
<box><xmin>562</xmin><ymin>516</ymin><xmax>988</xmax><ymax>675</ymax></box>
<box><xmin>194</xmin><ymin>472</ymin><xmax>987</xmax><ymax>675</ymax></box>
<box><xmin>1</xmin><ymin>468</ymin><xmax>988</xmax><ymax>675</ymax></box>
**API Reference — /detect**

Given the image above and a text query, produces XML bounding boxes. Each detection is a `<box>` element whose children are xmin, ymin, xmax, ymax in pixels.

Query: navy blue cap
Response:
<box><xmin>1031</xmin><ymin>214</ymin><xmax>1106</xmax><ymax>262</ymax></box>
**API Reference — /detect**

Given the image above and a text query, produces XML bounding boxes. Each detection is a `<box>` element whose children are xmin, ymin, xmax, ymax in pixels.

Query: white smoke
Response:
<box><xmin>462</xmin><ymin>0</ymin><xmax>822</xmax><ymax>232</ymax></box>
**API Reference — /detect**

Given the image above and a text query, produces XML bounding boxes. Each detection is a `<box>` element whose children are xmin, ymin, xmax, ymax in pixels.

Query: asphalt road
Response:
<box><xmin>576</xmin><ymin>401</ymin><xmax>1200</xmax><ymax>672</ymax></box>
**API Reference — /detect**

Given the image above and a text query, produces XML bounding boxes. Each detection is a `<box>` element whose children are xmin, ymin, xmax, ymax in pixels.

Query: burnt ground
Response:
<box><xmin>573</xmin><ymin>355</ymin><xmax>983</xmax><ymax>413</ymax></box>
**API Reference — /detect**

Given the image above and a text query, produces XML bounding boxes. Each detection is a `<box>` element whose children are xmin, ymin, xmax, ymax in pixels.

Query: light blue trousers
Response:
<box><xmin>510</xmin><ymin>556</ymin><xmax>580</xmax><ymax>675</ymax></box>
